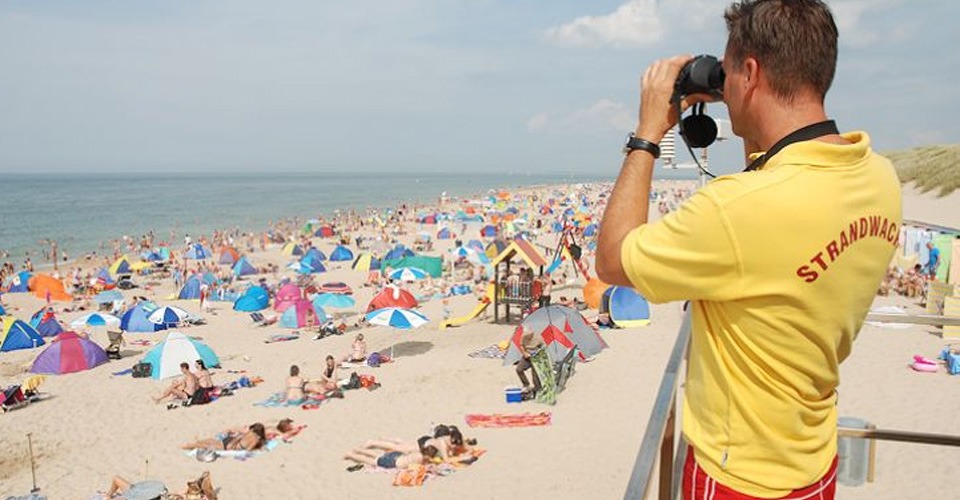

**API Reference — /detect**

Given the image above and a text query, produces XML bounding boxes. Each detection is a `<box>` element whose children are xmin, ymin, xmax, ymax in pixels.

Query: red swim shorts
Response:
<box><xmin>682</xmin><ymin>446</ymin><xmax>838</xmax><ymax>500</ymax></box>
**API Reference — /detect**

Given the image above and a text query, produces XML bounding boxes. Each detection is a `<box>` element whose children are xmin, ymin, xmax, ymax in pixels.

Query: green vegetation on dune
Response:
<box><xmin>885</xmin><ymin>144</ymin><xmax>960</xmax><ymax>197</ymax></box>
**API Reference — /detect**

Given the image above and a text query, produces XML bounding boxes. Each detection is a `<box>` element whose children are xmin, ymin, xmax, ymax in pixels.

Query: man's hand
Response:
<box><xmin>635</xmin><ymin>55</ymin><xmax>715</xmax><ymax>143</ymax></box>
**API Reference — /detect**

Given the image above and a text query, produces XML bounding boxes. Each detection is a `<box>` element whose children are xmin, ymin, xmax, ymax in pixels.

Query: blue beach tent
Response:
<box><xmin>304</xmin><ymin>248</ymin><xmax>327</xmax><ymax>262</ymax></box>
<box><xmin>178</xmin><ymin>275</ymin><xmax>203</xmax><ymax>300</ymax></box>
<box><xmin>301</xmin><ymin>255</ymin><xmax>327</xmax><ymax>273</ymax></box>
<box><xmin>599</xmin><ymin>286</ymin><xmax>651</xmax><ymax>328</ymax></box>
<box><xmin>0</xmin><ymin>317</ymin><xmax>45</xmax><ymax>352</ymax></box>
<box><xmin>329</xmin><ymin>245</ymin><xmax>354</xmax><ymax>262</ymax></box>
<box><xmin>233</xmin><ymin>257</ymin><xmax>258</xmax><ymax>277</ymax></box>
<box><xmin>183</xmin><ymin>244</ymin><xmax>211</xmax><ymax>260</ymax></box>
<box><xmin>121</xmin><ymin>301</ymin><xmax>167</xmax><ymax>333</ymax></box>
<box><xmin>384</xmin><ymin>245</ymin><xmax>414</xmax><ymax>261</ymax></box>
<box><xmin>233</xmin><ymin>286</ymin><xmax>270</xmax><ymax>312</ymax></box>
<box><xmin>6</xmin><ymin>271</ymin><xmax>32</xmax><ymax>293</ymax></box>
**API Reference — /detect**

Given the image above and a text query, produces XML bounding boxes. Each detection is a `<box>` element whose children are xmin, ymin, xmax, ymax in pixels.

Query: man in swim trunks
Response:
<box><xmin>344</xmin><ymin>443</ymin><xmax>438</xmax><ymax>470</ymax></box>
<box><xmin>153</xmin><ymin>362</ymin><xmax>199</xmax><ymax>403</ymax></box>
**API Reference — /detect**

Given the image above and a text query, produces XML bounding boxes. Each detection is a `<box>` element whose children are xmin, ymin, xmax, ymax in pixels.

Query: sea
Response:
<box><xmin>0</xmin><ymin>171</ymin><xmax>633</xmax><ymax>265</ymax></box>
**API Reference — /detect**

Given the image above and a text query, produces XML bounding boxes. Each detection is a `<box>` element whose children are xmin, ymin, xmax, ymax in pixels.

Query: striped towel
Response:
<box><xmin>465</xmin><ymin>412</ymin><xmax>552</xmax><ymax>428</ymax></box>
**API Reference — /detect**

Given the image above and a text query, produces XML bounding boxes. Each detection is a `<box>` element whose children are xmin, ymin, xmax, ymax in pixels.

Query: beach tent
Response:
<box><xmin>121</xmin><ymin>301</ymin><xmax>166</xmax><ymax>333</ymax></box>
<box><xmin>384</xmin><ymin>245</ymin><xmax>415</xmax><ymax>261</ymax></box>
<box><xmin>366</xmin><ymin>285</ymin><xmax>418</xmax><ymax>312</ymax></box>
<box><xmin>140</xmin><ymin>331</ymin><xmax>220</xmax><ymax>380</ymax></box>
<box><xmin>177</xmin><ymin>275</ymin><xmax>203</xmax><ymax>300</ymax></box>
<box><xmin>437</xmin><ymin>227</ymin><xmax>453</xmax><ymax>240</ymax></box>
<box><xmin>382</xmin><ymin>256</ymin><xmax>443</xmax><ymax>278</ymax></box>
<box><xmin>0</xmin><ymin>304</ymin><xmax>4</xmax><ymax>315</ymax></box>
<box><xmin>280</xmin><ymin>299</ymin><xmax>321</xmax><ymax>328</ymax></box>
<box><xmin>233</xmin><ymin>286</ymin><xmax>270</xmax><ymax>312</ymax></box>
<box><xmin>95</xmin><ymin>268</ymin><xmax>116</xmax><ymax>288</ymax></box>
<box><xmin>0</xmin><ymin>317</ymin><xmax>45</xmax><ymax>352</ymax></box>
<box><xmin>300</xmin><ymin>255</ymin><xmax>327</xmax><ymax>274</ymax></box>
<box><xmin>583</xmin><ymin>223</ymin><xmax>598</xmax><ymax>237</ymax></box>
<box><xmin>218</xmin><ymin>247</ymin><xmax>240</xmax><ymax>265</ymax></box>
<box><xmin>351</xmin><ymin>253</ymin><xmax>381</xmax><ymax>272</ymax></box>
<box><xmin>30</xmin><ymin>331</ymin><xmax>109</xmax><ymax>375</ymax></box>
<box><xmin>5</xmin><ymin>271</ymin><xmax>32</xmax><ymax>293</ymax></box>
<box><xmin>233</xmin><ymin>257</ymin><xmax>258</xmax><ymax>277</ymax></box>
<box><xmin>304</xmin><ymin>247</ymin><xmax>327</xmax><ymax>262</ymax></box>
<box><xmin>274</xmin><ymin>283</ymin><xmax>303</xmax><ymax>312</ymax></box>
<box><xmin>29</xmin><ymin>274</ymin><xmax>72</xmax><ymax>302</ymax></box>
<box><xmin>419</xmin><ymin>214</ymin><xmax>438</xmax><ymax>225</ymax></box>
<box><xmin>109</xmin><ymin>256</ymin><xmax>132</xmax><ymax>276</ymax></box>
<box><xmin>314</xmin><ymin>225</ymin><xmax>335</xmax><ymax>238</ymax></box>
<box><xmin>480</xmin><ymin>225</ymin><xmax>499</xmax><ymax>238</ymax></box>
<box><xmin>504</xmin><ymin>305</ymin><xmax>607</xmax><ymax>365</ymax></box>
<box><xmin>183</xmin><ymin>244</ymin><xmax>211</xmax><ymax>260</ymax></box>
<box><xmin>466</xmin><ymin>240</ymin><xmax>485</xmax><ymax>253</ymax></box>
<box><xmin>31</xmin><ymin>310</ymin><xmax>64</xmax><ymax>338</ymax></box>
<box><xmin>141</xmin><ymin>250</ymin><xmax>165</xmax><ymax>262</ymax></box>
<box><xmin>600</xmin><ymin>286</ymin><xmax>651</xmax><ymax>328</ymax></box>
<box><xmin>329</xmin><ymin>245</ymin><xmax>354</xmax><ymax>262</ymax></box>
<box><xmin>281</xmin><ymin>243</ymin><xmax>305</xmax><ymax>256</ymax></box>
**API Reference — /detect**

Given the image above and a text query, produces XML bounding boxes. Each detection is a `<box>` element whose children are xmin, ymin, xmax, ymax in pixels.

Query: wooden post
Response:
<box><xmin>867</xmin><ymin>423</ymin><xmax>877</xmax><ymax>483</ymax></box>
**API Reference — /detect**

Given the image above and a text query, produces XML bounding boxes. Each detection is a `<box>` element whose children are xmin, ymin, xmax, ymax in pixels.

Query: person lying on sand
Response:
<box><xmin>104</xmin><ymin>471</ymin><xmax>217</xmax><ymax>500</ymax></box>
<box><xmin>180</xmin><ymin>422</ymin><xmax>267</xmax><ymax>452</ymax></box>
<box><xmin>154</xmin><ymin>362</ymin><xmax>199</xmax><ymax>404</ymax></box>
<box><xmin>224</xmin><ymin>419</ymin><xmax>304</xmax><ymax>442</ymax></box>
<box><xmin>344</xmin><ymin>443</ymin><xmax>439</xmax><ymax>471</ymax></box>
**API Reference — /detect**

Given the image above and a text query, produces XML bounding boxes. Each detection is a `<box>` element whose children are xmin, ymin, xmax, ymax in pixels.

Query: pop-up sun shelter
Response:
<box><xmin>274</xmin><ymin>283</ymin><xmax>303</xmax><ymax>312</ymax></box>
<box><xmin>599</xmin><ymin>286</ymin><xmax>651</xmax><ymax>328</ymax></box>
<box><xmin>503</xmin><ymin>305</ymin><xmax>606</xmax><ymax>365</ymax></box>
<box><xmin>31</xmin><ymin>331</ymin><xmax>109</xmax><ymax>375</ymax></box>
<box><xmin>178</xmin><ymin>275</ymin><xmax>203</xmax><ymax>300</ymax></box>
<box><xmin>5</xmin><ymin>271</ymin><xmax>32</xmax><ymax>293</ymax></box>
<box><xmin>121</xmin><ymin>301</ymin><xmax>167</xmax><ymax>333</ymax></box>
<box><xmin>29</xmin><ymin>274</ymin><xmax>72</xmax><ymax>302</ymax></box>
<box><xmin>233</xmin><ymin>257</ymin><xmax>258</xmax><ymax>277</ymax></box>
<box><xmin>140</xmin><ymin>331</ymin><xmax>220</xmax><ymax>379</ymax></box>
<box><xmin>0</xmin><ymin>317</ymin><xmax>45</xmax><ymax>352</ymax></box>
<box><xmin>280</xmin><ymin>299</ymin><xmax>323</xmax><ymax>328</ymax></box>
<box><xmin>329</xmin><ymin>245</ymin><xmax>354</xmax><ymax>262</ymax></box>
<box><xmin>234</xmin><ymin>286</ymin><xmax>270</xmax><ymax>312</ymax></box>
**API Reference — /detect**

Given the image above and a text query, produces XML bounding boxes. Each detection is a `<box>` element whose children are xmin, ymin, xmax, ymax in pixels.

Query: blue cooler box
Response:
<box><xmin>505</xmin><ymin>387</ymin><xmax>523</xmax><ymax>403</ymax></box>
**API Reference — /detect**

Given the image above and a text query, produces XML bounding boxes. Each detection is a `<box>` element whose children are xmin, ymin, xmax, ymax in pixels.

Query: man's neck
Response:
<box><xmin>751</xmin><ymin>97</ymin><xmax>838</xmax><ymax>152</ymax></box>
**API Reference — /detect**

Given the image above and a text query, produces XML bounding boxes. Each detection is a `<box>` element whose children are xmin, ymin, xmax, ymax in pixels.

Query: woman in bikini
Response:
<box><xmin>285</xmin><ymin>365</ymin><xmax>306</xmax><ymax>404</ymax></box>
<box><xmin>306</xmin><ymin>355</ymin><xmax>339</xmax><ymax>393</ymax></box>
<box><xmin>180</xmin><ymin>423</ymin><xmax>267</xmax><ymax>452</ymax></box>
<box><xmin>342</xmin><ymin>334</ymin><xmax>367</xmax><ymax>363</ymax></box>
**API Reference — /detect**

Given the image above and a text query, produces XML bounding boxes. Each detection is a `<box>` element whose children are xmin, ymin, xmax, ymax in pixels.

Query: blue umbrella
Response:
<box><xmin>313</xmin><ymin>293</ymin><xmax>356</xmax><ymax>309</ymax></box>
<box><xmin>70</xmin><ymin>312</ymin><xmax>121</xmax><ymax>329</ymax></box>
<box><xmin>93</xmin><ymin>289</ymin><xmax>124</xmax><ymax>304</ymax></box>
<box><xmin>147</xmin><ymin>306</ymin><xmax>190</xmax><ymax>328</ymax></box>
<box><xmin>365</xmin><ymin>307</ymin><xmax>428</xmax><ymax>358</ymax></box>
<box><xmin>387</xmin><ymin>267</ymin><xmax>428</xmax><ymax>282</ymax></box>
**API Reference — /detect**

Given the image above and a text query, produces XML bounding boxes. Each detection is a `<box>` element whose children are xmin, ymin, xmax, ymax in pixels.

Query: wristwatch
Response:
<box><xmin>623</xmin><ymin>132</ymin><xmax>661</xmax><ymax>158</ymax></box>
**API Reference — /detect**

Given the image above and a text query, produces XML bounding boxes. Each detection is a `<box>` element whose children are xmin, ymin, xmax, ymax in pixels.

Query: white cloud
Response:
<box><xmin>543</xmin><ymin>0</ymin><xmax>663</xmax><ymax>49</ymax></box>
<box><xmin>527</xmin><ymin>98</ymin><xmax>635</xmax><ymax>134</ymax></box>
<box><xmin>828</xmin><ymin>0</ymin><xmax>907</xmax><ymax>47</ymax></box>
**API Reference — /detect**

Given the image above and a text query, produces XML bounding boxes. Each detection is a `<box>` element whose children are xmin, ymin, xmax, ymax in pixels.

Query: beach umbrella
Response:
<box><xmin>312</xmin><ymin>293</ymin><xmax>356</xmax><ymax>309</ymax></box>
<box><xmin>70</xmin><ymin>312</ymin><xmax>121</xmax><ymax>329</ymax></box>
<box><xmin>366</xmin><ymin>307</ymin><xmax>428</xmax><ymax>329</ymax></box>
<box><xmin>365</xmin><ymin>307</ymin><xmax>428</xmax><ymax>359</ymax></box>
<box><xmin>140</xmin><ymin>331</ymin><xmax>219</xmax><ymax>379</ymax></box>
<box><xmin>387</xmin><ymin>267</ymin><xmax>428</xmax><ymax>282</ymax></box>
<box><xmin>147</xmin><ymin>306</ymin><xmax>190</xmax><ymax>328</ymax></box>
<box><xmin>30</xmin><ymin>331</ymin><xmax>109</xmax><ymax>375</ymax></box>
<box><xmin>93</xmin><ymin>289</ymin><xmax>124</xmax><ymax>304</ymax></box>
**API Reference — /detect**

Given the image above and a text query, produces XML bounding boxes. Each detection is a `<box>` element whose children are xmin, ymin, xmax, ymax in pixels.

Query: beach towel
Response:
<box><xmin>391</xmin><ymin>448</ymin><xmax>487</xmax><ymax>487</ymax></box>
<box><xmin>265</xmin><ymin>333</ymin><xmax>300</xmax><ymax>343</ymax></box>
<box><xmin>465</xmin><ymin>412</ymin><xmax>552</xmax><ymax>428</ymax></box>
<box><xmin>184</xmin><ymin>438</ymin><xmax>283</xmax><ymax>461</ymax></box>
<box><xmin>467</xmin><ymin>344</ymin><xmax>506</xmax><ymax>359</ymax></box>
<box><xmin>254</xmin><ymin>391</ymin><xmax>327</xmax><ymax>408</ymax></box>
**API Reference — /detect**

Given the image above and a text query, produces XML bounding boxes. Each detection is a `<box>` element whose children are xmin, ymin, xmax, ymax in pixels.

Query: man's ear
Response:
<box><xmin>743</xmin><ymin>56</ymin><xmax>760</xmax><ymax>92</ymax></box>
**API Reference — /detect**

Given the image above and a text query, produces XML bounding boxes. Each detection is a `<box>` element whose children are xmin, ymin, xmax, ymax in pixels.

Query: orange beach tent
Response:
<box><xmin>29</xmin><ymin>274</ymin><xmax>72</xmax><ymax>302</ymax></box>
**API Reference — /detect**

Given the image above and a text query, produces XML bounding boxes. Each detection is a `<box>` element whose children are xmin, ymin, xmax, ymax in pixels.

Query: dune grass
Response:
<box><xmin>885</xmin><ymin>144</ymin><xmax>960</xmax><ymax>197</ymax></box>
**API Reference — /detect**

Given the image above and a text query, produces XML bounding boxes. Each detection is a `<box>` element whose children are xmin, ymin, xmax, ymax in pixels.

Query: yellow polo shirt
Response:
<box><xmin>620</xmin><ymin>132</ymin><xmax>901</xmax><ymax>497</ymax></box>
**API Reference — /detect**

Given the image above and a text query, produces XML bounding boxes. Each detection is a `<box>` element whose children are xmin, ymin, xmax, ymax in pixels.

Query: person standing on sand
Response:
<box><xmin>596</xmin><ymin>1</ymin><xmax>901</xmax><ymax>498</ymax></box>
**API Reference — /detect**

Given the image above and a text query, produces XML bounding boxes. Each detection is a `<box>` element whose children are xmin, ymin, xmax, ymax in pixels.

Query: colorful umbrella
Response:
<box><xmin>365</xmin><ymin>307</ymin><xmax>428</xmax><ymax>358</ymax></box>
<box><xmin>147</xmin><ymin>306</ymin><xmax>190</xmax><ymax>328</ymax></box>
<box><xmin>69</xmin><ymin>312</ymin><xmax>121</xmax><ymax>329</ymax></box>
<box><xmin>387</xmin><ymin>267</ymin><xmax>428</xmax><ymax>282</ymax></box>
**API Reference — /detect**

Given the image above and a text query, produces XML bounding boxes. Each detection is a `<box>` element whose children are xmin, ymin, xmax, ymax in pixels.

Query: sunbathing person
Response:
<box><xmin>285</xmin><ymin>365</ymin><xmax>306</xmax><ymax>404</ymax></box>
<box><xmin>305</xmin><ymin>355</ymin><xmax>340</xmax><ymax>394</ymax></box>
<box><xmin>225</xmin><ymin>419</ymin><xmax>303</xmax><ymax>442</ymax></box>
<box><xmin>342</xmin><ymin>334</ymin><xmax>367</xmax><ymax>363</ymax></box>
<box><xmin>153</xmin><ymin>362</ymin><xmax>199</xmax><ymax>404</ymax></box>
<box><xmin>344</xmin><ymin>443</ymin><xmax>439</xmax><ymax>471</ymax></box>
<box><xmin>181</xmin><ymin>422</ymin><xmax>268</xmax><ymax>452</ymax></box>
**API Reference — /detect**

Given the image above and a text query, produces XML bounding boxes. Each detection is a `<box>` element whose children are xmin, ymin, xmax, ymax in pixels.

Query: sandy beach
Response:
<box><xmin>1</xmin><ymin>179</ymin><xmax>958</xmax><ymax>500</ymax></box>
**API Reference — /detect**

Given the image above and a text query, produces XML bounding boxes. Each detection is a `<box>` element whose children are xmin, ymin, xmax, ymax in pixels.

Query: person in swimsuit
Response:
<box><xmin>342</xmin><ymin>334</ymin><xmax>367</xmax><ymax>363</ymax></box>
<box><xmin>154</xmin><ymin>362</ymin><xmax>199</xmax><ymax>403</ymax></box>
<box><xmin>285</xmin><ymin>365</ymin><xmax>306</xmax><ymax>403</ymax></box>
<box><xmin>344</xmin><ymin>443</ymin><xmax>438</xmax><ymax>470</ymax></box>
<box><xmin>181</xmin><ymin>423</ymin><xmax>267</xmax><ymax>452</ymax></box>
<box><xmin>307</xmin><ymin>355</ymin><xmax>339</xmax><ymax>393</ymax></box>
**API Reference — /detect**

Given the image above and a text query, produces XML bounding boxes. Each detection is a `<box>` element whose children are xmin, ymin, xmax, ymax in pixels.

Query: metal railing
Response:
<box><xmin>624</xmin><ymin>310</ymin><xmax>960</xmax><ymax>500</ymax></box>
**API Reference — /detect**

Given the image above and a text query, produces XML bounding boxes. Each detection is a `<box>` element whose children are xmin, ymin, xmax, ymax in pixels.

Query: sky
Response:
<box><xmin>0</xmin><ymin>0</ymin><xmax>957</xmax><ymax>176</ymax></box>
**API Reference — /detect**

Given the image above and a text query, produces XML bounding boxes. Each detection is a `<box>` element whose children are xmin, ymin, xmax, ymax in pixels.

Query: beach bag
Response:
<box><xmin>132</xmin><ymin>362</ymin><xmax>153</xmax><ymax>378</ymax></box>
<box><xmin>367</xmin><ymin>352</ymin><xmax>382</xmax><ymax>368</ymax></box>
<box><xmin>359</xmin><ymin>374</ymin><xmax>376</xmax><ymax>388</ymax></box>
